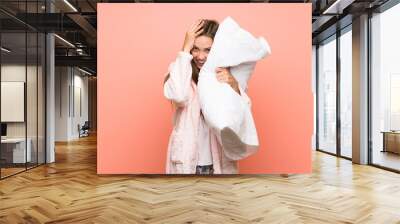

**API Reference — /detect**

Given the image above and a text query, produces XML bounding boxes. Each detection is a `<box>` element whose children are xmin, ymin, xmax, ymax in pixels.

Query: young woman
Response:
<box><xmin>163</xmin><ymin>19</ymin><xmax>252</xmax><ymax>174</ymax></box>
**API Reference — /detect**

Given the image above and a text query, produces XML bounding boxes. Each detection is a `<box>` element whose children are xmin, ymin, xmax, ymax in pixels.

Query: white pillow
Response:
<box><xmin>197</xmin><ymin>16</ymin><xmax>271</xmax><ymax>160</ymax></box>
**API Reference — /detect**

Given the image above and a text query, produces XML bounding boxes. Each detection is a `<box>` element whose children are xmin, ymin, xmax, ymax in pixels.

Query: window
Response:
<box><xmin>317</xmin><ymin>36</ymin><xmax>337</xmax><ymax>154</ymax></box>
<box><xmin>370</xmin><ymin>2</ymin><xmax>400</xmax><ymax>171</ymax></box>
<box><xmin>339</xmin><ymin>27</ymin><xmax>352</xmax><ymax>158</ymax></box>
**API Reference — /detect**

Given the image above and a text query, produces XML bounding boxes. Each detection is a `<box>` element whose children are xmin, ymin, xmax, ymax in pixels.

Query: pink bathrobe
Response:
<box><xmin>163</xmin><ymin>51</ymin><xmax>251</xmax><ymax>174</ymax></box>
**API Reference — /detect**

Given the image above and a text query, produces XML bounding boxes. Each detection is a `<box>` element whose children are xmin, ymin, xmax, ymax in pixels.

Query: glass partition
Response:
<box><xmin>0</xmin><ymin>1</ymin><xmax>46</xmax><ymax>179</ymax></box>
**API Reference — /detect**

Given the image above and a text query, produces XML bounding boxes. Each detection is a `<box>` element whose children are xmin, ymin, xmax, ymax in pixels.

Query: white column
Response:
<box><xmin>46</xmin><ymin>1</ymin><xmax>55</xmax><ymax>163</ymax></box>
<box><xmin>46</xmin><ymin>33</ymin><xmax>55</xmax><ymax>163</ymax></box>
<box><xmin>352</xmin><ymin>14</ymin><xmax>369</xmax><ymax>164</ymax></box>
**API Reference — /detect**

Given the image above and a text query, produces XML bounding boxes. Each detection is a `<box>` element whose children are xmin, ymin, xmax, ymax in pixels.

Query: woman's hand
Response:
<box><xmin>182</xmin><ymin>19</ymin><xmax>205</xmax><ymax>53</ymax></box>
<box><xmin>216</xmin><ymin>67</ymin><xmax>240</xmax><ymax>94</ymax></box>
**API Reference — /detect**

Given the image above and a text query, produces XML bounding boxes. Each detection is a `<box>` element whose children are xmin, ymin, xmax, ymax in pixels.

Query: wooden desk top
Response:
<box><xmin>381</xmin><ymin>131</ymin><xmax>400</xmax><ymax>134</ymax></box>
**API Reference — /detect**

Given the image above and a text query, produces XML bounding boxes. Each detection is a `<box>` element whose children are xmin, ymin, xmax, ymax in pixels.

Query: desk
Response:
<box><xmin>382</xmin><ymin>131</ymin><xmax>400</xmax><ymax>154</ymax></box>
<box><xmin>1</xmin><ymin>138</ymin><xmax>32</xmax><ymax>163</ymax></box>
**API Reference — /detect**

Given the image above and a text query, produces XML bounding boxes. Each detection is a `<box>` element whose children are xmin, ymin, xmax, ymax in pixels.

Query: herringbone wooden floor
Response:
<box><xmin>1</xmin><ymin>134</ymin><xmax>400</xmax><ymax>224</ymax></box>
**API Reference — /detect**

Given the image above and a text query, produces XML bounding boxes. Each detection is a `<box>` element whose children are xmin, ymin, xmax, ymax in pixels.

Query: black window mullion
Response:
<box><xmin>0</xmin><ymin>21</ymin><xmax>2</xmax><ymax>179</ymax></box>
<box><xmin>36</xmin><ymin>0</ymin><xmax>39</xmax><ymax>167</ymax></box>
<box><xmin>367</xmin><ymin>11</ymin><xmax>373</xmax><ymax>165</ymax></box>
<box><xmin>336</xmin><ymin>29</ymin><xmax>341</xmax><ymax>157</ymax></box>
<box><xmin>25</xmin><ymin>0</ymin><xmax>28</xmax><ymax>171</ymax></box>
<box><xmin>316</xmin><ymin>45</ymin><xmax>319</xmax><ymax>151</ymax></box>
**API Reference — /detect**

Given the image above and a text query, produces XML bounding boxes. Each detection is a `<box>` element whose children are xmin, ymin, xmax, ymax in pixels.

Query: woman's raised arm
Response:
<box><xmin>163</xmin><ymin>51</ymin><xmax>194</xmax><ymax>107</ymax></box>
<box><xmin>163</xmin><ymin>19</ymin><xmax>205</xmax><ymax>107</ymax></box>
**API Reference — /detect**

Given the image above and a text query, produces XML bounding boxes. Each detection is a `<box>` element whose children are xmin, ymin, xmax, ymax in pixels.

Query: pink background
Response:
<box><xmin>97</xmin><ymin>3</ymin><xmax>313</xmax><ymax>174</ymax></box>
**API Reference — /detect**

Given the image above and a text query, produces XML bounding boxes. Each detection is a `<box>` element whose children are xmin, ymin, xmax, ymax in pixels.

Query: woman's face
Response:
<box><xmin>191</xmin><ymin>35</ymin><xmax>213</xmax><ymax>69</ymax></box>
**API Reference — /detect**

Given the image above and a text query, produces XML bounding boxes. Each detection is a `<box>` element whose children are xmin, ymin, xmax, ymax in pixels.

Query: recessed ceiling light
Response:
<box><xmin>1</xmin><ymin>47</ymin><xmax>11</xmax><ymax>53</ymax></box>
<box><xmin>322</xmin><ymin>0</ymin><xmax>354</xmax><ymax>15</ymax></box>
<box><xmin>54</xmin><ymin>34</ymin><xmax>75</xmax><ymax>48</ymax></box>
<box><xmin>63</xmin><ymin>0</ymin><xmax>78</xmax><ymax>12</ymax></box>
<box><xmin>78</xmin><ymin>67</ymin><xmax>93</xmax><ymax>76</ymax></box>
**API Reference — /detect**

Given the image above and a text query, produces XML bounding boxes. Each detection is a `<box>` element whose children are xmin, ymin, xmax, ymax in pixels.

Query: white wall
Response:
<box><xmin>73</xmin><ymin>73</ymin><xmax>89</xmax><ymax>138</ymax></box>
<box><xmin>55</xmin><ymin>67</ymin><xmax>89</xmax><ymax>141</ymax></box>
<box><xmin>55</xmin><ymin>66</ymin><xmax>70</xmax><ymax>141</ymax></box>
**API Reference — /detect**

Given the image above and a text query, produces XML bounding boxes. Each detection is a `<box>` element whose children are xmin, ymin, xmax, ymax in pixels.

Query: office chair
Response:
<box><xmin>79</xmin><ymin>121</ymin><xmax>90</xmax><ymax>138</ymax></box>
